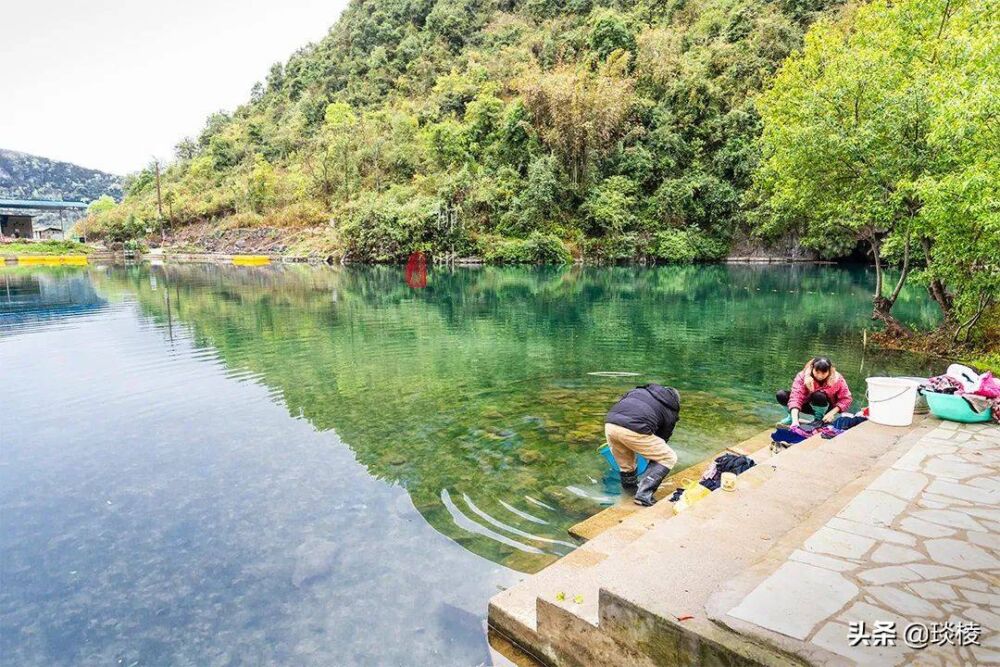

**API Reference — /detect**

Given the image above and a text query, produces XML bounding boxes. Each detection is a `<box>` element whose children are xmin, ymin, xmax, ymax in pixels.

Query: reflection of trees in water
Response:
<box><xmin>90</xmin><ymin>263</ymin><xmax>940</xmax><ymax>572</ymax></box>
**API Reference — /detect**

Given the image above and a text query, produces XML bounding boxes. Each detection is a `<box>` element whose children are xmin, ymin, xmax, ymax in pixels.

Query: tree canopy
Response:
<box><xmin>754</xmin><ymin>0</ymin><xmax>998</xmax><ymax>336</ymax></box>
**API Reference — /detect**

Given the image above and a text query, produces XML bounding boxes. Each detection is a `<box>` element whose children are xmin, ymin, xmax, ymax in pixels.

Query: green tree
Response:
<box><xmin>910</xmin><ymin>0</ymin><xmax>999</xmax><ymax>341</ymax></box>
<box><xmin>426</xmin><ymin>0</ymin><xmax>481</xmax><ymax>51</ymax></box>
<box><xmin>87</xmin><ymin>195</ymin><xmax>117</xmax><ymax>215</ymax></box>
<box><xmin>247</xmin><ymin>155</ymin><xmax>277</xmax><ymax>213</ymax></box>
<box><xmin>589</xmin><ymin>9</ymin><xmax>635</xmax><ymax>61</ymax></box>
<box><xmin>583</xmin><ymin>175</ymin><xmax>638</xmax><ymax>235</ymax></box>
<box><xmin>303</xmin><ymin>102</ymin><xmax>360</xmax><ymax>202</ymax></box>
<box><xmin>174</xmin><ymin>138</ymin><xmax>198</xmax><ymax>161</ymax></box>
<box><xmin>499</xmin><ymin>155</ymin><xmax>561</xmax><ymax>235</ymax></box>
<box><xmin>519</xmin><ymin>58</ymin><xmax>636</xmax><ymax>186</ymax></box>
<box><xmin>754</xmin><ymin>0</ymin><xmax>997</xmax><ymax>336</ymax></box>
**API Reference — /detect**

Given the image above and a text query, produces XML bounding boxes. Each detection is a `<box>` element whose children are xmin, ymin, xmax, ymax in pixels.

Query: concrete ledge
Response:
<box><xmin>157</xmin><ymin>252</ymin><xmax>327</xmax><ymax>264</ymax></box>
<box><xmin>599</xmin><ymin>590</ymin><xmax>806</xmax><ymax>667</ymax></box>
<box><xmin>569</xmin><ymin>429</ymin><xmax>776</xmax><ymax>540</ymax></box>
<box><xmin>489</xmin><ymin>418</ymin><xmax>939</xmax><ymax>666</ymax></box>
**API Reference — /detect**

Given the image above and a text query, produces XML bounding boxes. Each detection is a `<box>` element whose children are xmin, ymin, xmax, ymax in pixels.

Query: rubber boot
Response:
<box><xmin>620</xmin><ymin>469</ymin><xmax>638</xmax><ymax>491</ymax></box>
<box><xmin>633</xmin><ymin>462</ymin><xmax>671</xmax><ymax>507</ymax></box>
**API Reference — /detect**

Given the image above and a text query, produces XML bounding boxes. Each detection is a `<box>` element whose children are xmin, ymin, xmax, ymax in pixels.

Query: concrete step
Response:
<box><xmin>488</xmin><ymin>530</ymin><xmax>629</xmax><ymax>662</ymax></box>
<box><xmin>569</xmin><ymin>430</ymin><xmax>777</xmax><ymax>540</ymax></box>
<box><xmin>597</xmin><ymin>425</ymin><xmax>912</xmax><ymax>624</ymax></box>
<box><xmin>535</xmin><ymin>595</ymin><xmax>655</xmax><ymax>667</ymax></box>
<box><xmin>489</xmin><ymin>431</ymin><xmax>779</xmax><ymax>663</ymax></box>
<box><xmin>511</xmin><ymin>433</ymin><xmax>784</xmax><ymax>628</ymax></box>
<box><xmin>489</xmin><ymin>420</ymin><xmax>934</xmax><ymax>665</ymax></box>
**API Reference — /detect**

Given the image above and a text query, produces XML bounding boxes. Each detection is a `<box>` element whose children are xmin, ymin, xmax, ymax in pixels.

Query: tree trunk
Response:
<box><xmin>953</xmin><ymin>292</ymin><xmax>995</xmax><ymax>343</ymax></box>
<box><xmin>867</xmin><ymin>230</ymin><xmax>911</xmax><ymax>338</ymax></box>
<box><xmin>920</xmin><ymin>237</ymin><xmax>953</xmax><ymax>319</ymax></box>
<box><xmin>870</xmin><ymin>232</ymin><xmax>883</xmax><ymax>300</ymax></box>
<box><xmin>888</xmin><ymin>233</ymin><xmax>911</xmax><ymax>305</ymax></box>
<box><xmin>873</xmin><ymin>295</ymin><xmax>911</xmax><ymax>338</ymax></box>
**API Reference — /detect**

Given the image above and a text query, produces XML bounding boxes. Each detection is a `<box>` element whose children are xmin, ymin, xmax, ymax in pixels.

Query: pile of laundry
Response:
<box><xmin>769</xmin><ymin>412</ymin><xmax>868</xmax><ymax>450</ymax></box>
<box><xmin>921</xmin><ymin>363</ymin><xmax>1000</xmax><ymax>424</ymax></box>
<box><xmin>668</xmin><ymin>453</ymin><xmax>756</xmax><ymax>501</ymax></box>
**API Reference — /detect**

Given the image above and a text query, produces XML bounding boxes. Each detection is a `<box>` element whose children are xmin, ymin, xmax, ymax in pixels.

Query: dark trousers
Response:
<box><xmin>776</xmin><ymin>389</ymin><xmax>830</xmax><ymax>416</ymax></box>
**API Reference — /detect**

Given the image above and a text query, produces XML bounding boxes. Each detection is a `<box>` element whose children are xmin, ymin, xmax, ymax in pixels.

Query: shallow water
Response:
<box><xmin>0</xmin><ymin>263</ymin><xmax>940</xmax><ymax>664</ymax></box>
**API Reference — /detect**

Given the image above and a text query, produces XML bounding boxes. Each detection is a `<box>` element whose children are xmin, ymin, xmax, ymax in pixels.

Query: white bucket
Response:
<box><xmin>866</xmin><ymin>377</ymin><xmax>920</xmax><ymax>426</ymax></box>
<box><xmin>901</xmin><ymin>376</ymin><xmax>930</xmax><ymax>414</ymax></box>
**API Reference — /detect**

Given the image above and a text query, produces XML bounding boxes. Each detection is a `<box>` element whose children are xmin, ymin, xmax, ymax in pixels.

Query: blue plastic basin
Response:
<box><xmin>598</xmin><ymin>444</ymin><xmax>649</xmax><ymax>475</ymax></box>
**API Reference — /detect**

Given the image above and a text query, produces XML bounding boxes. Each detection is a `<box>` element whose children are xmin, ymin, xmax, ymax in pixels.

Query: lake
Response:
<box><xmin>0</xmin><ymin>262</ymin><xmax>941</xmax><ymax>665</ymax></box>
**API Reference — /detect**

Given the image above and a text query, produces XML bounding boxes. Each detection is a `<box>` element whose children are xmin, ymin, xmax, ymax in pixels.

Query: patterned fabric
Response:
<box><xmin>922</xmin><ymin>373</ymin><xmax>999</xmax><ymax>424</ymax></box>
<box><xmin>965</xmin><ymin>394</ymin><xmax>1000</xmax><ymax>424</ymax></box>
<box><xmin>923</xmin><ymin>374</ymin><xmax>964</xmax><ymax>394</ymax></box>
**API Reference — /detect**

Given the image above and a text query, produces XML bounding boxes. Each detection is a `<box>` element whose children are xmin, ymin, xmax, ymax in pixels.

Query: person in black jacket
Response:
<box><xmin>604</xmin><ymin>384</ymin><xmax>680</xmax><ymax>506</ymax></box>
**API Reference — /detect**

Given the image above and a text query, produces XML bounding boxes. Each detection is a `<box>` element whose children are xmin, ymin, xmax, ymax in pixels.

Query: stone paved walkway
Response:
<box><xmin>725</xmin><ymin>420</ymin><xmax>1000</xmax><ymax>665</ymax></box>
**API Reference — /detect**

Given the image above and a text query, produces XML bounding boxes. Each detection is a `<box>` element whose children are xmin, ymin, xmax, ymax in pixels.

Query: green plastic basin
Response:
<box><xmin>924</xmin><ymin>391</ymin><xmax>993</xmax><ymax>424</ymax></box>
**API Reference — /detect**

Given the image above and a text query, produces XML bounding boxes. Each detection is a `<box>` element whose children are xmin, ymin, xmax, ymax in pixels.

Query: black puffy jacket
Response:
<box><xmin>605</xmin><ymin>384</ymin><xmax>681</xmax><ymax>442</ymax></box>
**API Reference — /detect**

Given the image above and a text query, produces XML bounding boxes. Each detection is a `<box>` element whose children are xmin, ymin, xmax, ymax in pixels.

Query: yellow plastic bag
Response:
<box><xmin>673</xmin><ymin>480</ymin><xmax>711</xmax><ymax>514</ymax></box>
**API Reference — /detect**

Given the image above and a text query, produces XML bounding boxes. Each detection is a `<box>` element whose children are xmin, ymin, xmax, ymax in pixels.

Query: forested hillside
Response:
<box><xmin>0</xmin><ymin>149</ymin><xmax>122</xmax><ymax>203</ymax></box>
<box><xmin>84</xmin><ymin>0</ymin><xmax>845</xmax><ymax>262</ymax></box>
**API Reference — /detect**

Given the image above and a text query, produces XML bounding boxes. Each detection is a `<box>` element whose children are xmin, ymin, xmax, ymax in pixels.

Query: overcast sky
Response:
<box><xmin>1</xmin><ymin>0</ymin><xmax>348</xmax><ymax>175</ymax></box>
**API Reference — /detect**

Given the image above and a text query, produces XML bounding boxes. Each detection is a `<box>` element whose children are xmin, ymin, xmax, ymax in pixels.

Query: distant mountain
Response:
<box><xmin>0</xmin><ymin>149</ymin><xmax>123</xmax><ymax>203</ymax></box>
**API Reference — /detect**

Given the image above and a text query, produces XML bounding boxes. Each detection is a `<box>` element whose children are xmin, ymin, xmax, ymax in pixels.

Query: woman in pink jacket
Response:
<box><xmin>777</xmin><ymin>357</ymin><xmax>853</xmax><ymax>428</ymax></box>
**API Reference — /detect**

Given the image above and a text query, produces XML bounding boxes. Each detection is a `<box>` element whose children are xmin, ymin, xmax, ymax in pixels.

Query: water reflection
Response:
<box><xmin>0</xmin><ymin>268</ymin><xmax>107</xmax><ymax>334</ymax></box>
<box><xmin>0</xmin><ymin>262</ymin><xmax>941</xmax><ymax>665</ymax></box>
<box><xmin>92</xmin><ymin>262</ymin><xmax>939</xmax><ymax>572</ymax></box>
<box><xmin>0</xmin><ymin>268</ymin><xmax>514</xmax><ymax>665</ymax></box>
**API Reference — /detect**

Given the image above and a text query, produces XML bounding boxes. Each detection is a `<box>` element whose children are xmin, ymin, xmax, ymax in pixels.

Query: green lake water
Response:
<box><xmin>0</xmin><ymin>262</ymin><xmax>941</xmax><ymax>664</ymax></box>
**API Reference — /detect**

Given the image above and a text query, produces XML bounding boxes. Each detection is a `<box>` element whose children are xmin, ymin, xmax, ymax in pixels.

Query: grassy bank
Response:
<box><xmin>873</xmin><ymin>320</ymin><xmax>1000</xmax><ymax>375</ymax></box>
<box><xmin>0</xmin><ymin>240</ymin><xmax>94</xmax><ymax>257</ymax></box>
<box><xmin>967</xmin><ymin>352</ymin><xmax>1000</xmax><ymax>374</ymax></box>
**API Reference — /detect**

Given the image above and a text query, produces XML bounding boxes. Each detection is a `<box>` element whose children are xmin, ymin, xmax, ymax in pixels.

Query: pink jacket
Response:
<box><xmin>789</xmin><ymin>366</ymin><xmax>853</xmax><ymax>413</ymax></box>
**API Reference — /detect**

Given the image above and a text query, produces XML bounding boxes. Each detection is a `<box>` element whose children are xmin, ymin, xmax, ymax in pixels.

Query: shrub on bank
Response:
<box><xmin>651</xmin><ymin>229</ymin><xmax>698</xmax><ymax>263</ymax></box>
<box><xmin>105</xmin><ymin>214</ymin><xmax>150</xmax><ymax>244</ymax></box>
<box><xmin>582</xmin><ymin>234</ymin><xmax>639</xmax><ymax>263</ymax></box>
<box><xmin>481</xmin><ymin>232</ymin><xmax>571</xmax><ymax>264</ymax></box>
<box><xmin>339</xmin><ymin>190</ymin><xmax>441</xmax><ymax>262</ymax></box>
<box><xmin>651</xmin><ymin>229</ymin><xmax>730</xmax><ymax>263</ymax></box>
<box><xmin>264</xmin><ymin>201</ymin><xmax>330</xmax><ymax>229</ymax></box>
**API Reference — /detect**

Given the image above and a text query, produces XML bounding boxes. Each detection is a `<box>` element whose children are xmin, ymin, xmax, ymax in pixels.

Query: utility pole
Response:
<box><xmin>153</xmin><ymin>157</ymin><xmax>164</xmax><ymax>244</ymax></box>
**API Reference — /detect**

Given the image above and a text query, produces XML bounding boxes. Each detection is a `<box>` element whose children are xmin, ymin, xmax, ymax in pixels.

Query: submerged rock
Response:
<box><xmin>518</xmin><ymin>449</ymin><xmax>544</xmax><ymax>465</ymax></box>
<box><xmin>385</xmin><ymin>452</ymin><xmax>408</xmax><ymax>465</ymax></box>
<box><xmin>502</xmin><ymin>549</ymin><xmax>558</xmax><ymax>573</ymax></box>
